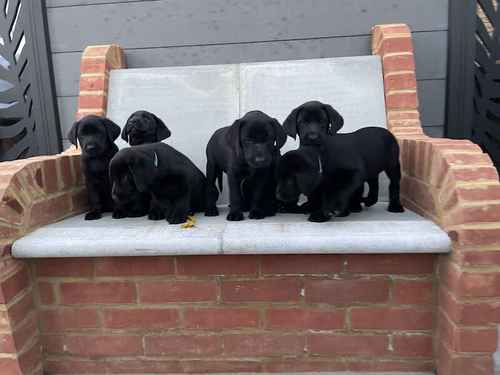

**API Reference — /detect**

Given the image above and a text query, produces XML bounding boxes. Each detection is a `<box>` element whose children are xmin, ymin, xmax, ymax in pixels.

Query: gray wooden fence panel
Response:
<box><xmin>46</xmin><ymin>0</ymin><xmax>448</xmax><ymax>52</ymax></box>
<box><xmin>47</xmin><ymin>0</ymin><xmax>449</xmax><ymax>142</ymax></box>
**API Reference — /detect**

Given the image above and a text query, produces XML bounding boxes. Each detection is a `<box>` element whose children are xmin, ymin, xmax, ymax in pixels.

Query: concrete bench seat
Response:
<box><xmin>12</xmin><ymin>54</ymin><xmax>451</xmax><ymax>257</ymax></box>
<box><xmin>12</xmin><ymin>203</ymin><xmax>451</xmax><ymax>258</ymax></box>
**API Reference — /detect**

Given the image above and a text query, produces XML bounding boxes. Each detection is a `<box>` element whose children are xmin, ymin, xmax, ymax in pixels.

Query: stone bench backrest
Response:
<box><xmin>106</xmin><ymin>56</ymin><xmax>388</xmax><ymax>203</ymax></box>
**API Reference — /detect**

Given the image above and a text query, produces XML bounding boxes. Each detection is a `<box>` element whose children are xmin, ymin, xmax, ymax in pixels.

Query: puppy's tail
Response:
<box><xmin>217</xmin><ymin>170</ymin><xmax>223</xmax><ymax>193</ymax></box>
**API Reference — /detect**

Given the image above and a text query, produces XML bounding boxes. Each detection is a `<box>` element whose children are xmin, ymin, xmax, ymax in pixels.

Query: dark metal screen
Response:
<box><xmin>473</xmin><ymin>0</ymin><xmax>500</xmax><ymax>171</ymax></box>
<box><xmin>0</xmin><ymin>0</ymin><xmax>60</xmax><ymax>161</ymax></box>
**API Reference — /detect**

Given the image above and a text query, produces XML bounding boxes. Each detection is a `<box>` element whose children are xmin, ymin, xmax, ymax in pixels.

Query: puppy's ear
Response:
<box><xmin>121</xmin><ymin>114</ymin><xmax>134</xmax><ymax>143</ymax></box>
<box><xmin>323</xmin><ymin>104</ymin><xmax>344</xmax><ymax>134</ymax></box>
<box><xmin>102</xmin><ymin>118</ymin><xmax>121</xmax><ymax>143</ymax></box>
<box><xmin>67</xmin><ymin>119</ymin><xmax>81</xmax><ymax>147</ymax></box>
<box><xmin>272</xmin><ymin>118</ymin><xmax>287</xmax><ymax>149</ymax></box>
<box><xmin>152</xmin><ymin>113</ymin><xmax>171</xmax><ymax>141</ymax></box>
<box><xmin>225</xmin><ymin>119</ymin><xmax>242</xmax><ymax>156</ymax></box>
<box><xmin>283</xmin><ymin>106</ymin><xmax>301</xmax><ymax>139</ymax></box>
<box><xmin>128</xmin><ymin>154</ymin><xmax>154</xmax><ymax>193</ymax></box>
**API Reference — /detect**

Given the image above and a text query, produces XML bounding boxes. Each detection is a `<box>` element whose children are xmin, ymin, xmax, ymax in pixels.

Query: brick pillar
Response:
<box><xmin>76</xmin><ymin>44</ymin><xmax>125</xmax><ymax>120</ymax></box>
<box><xmin>373</xmin><ymin>23</ymin><xmax>500</xmax><ymax>375</ymax></box>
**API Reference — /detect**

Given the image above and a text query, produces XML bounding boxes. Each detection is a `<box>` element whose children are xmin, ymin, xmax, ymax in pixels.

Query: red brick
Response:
<box><xmin>383</xmin><ymin>54</ymin><xmax>416</xmax><ymax>72</ymax></box>
<box><xmin>449</xmin><ymin>225</ymin><xmax>500</xmax><ymax>247</ymax></box>
<box><xmin>139</xmin><ymin>281</ymin><xmax>216</xmax><ymax>303</ymax></box>
<box><xmin>18</xmin><ymin>340</ymin><xmax>42</xmax><ymax>374</ymax></box>
<box><xmin>393</xmin><ymin>280</ymin><xmax>433</xmax><ymax>305</ymax></box>
<box><xmin>79</xmin><ymin>75</ymin><xmax>108</xmax><ymax>92</ymax></box>
<box><xmin>45</xmin><ymin>335</ymin><xmax>142</xmax><ymax>356</ymax></box>
<box><xmin>261</xmin><ymin>254</ymin><xmax>342</xmax><ymax>274</ymax></box>
<box><xmin>266</xmin><ymin>308</ymin><xmax>345</xmax><ymax>330</ymax></box>
<box><xmin>457</xmin><ymin>328</ymin><xmax>498</xmax><ymax>353</ymax></box>
<box><xmin>386</xmin><ymin>91</ymin><xmax>419</xmax><ymax>109</ymax></box>
<box><xmin>379</xmin><ymin>37</ymin><xmax>414</xmax><ymax>55</ymax></box>
<box><xmin>384</xmin><ymin>72</ymin><xmax>417</xmax><ymax>91</ymax></box>
<box><xmin>95</xmin><ymin>257</ymin><xmax>174</xmax><ymax>276</ymax></box>
<box><xmin>176</xmin><ymin>255</ymin><xmax>258</xmax><ymax>276</ymax></box>
<box><xmin>463</xmin><ymin>250</ymin><xmax>500</xmax><ymax>266</ymax></box>
<box><xmin>29</xmin><ymin>194</ymin><xmax>72</xmax><ymax>227</ymax></box>
<box><xmin>308</xmin><ymin>334</ymin><xmax>388</xmax><ymax>356</ymax></box>
<box><xmin>103</xmin><ymin>308</ymin><xmax>179</xmax><ymax>329</ymax></box>
<box><xmin>37</xmin><ymin>282</ymin><xmax>55</xmax><ymax>305</ymax></box>
<box><xmin>222</xmin><ymin>278</ymin><xmax>301</xmax><ymax>302</ymax></box>
<box><xmin>183</xmin><ymin>308</ymin><xmax>259</xmax><ymax>330</ymax></box>
<box><xmin>40</xmin><ymin>309</ymin><xmax>99</xmax><ymax>332</ymax></box>
<box><xmin>445</xmin><ymin>203</ymin><xmax>500</xmax><ymax>226</ymax></box>
<box><xmin>458</xmin><ymin>302</ymin><xmax>500</xmax><ymax>326</ymax></box>
<box><xmin>345</xmin><ymin>254</ymin><xmax>434</xmax><ymax>274</ymax></box>
<box><xmin>223</xmin><ymin>334</ymin><xmax>304</xmax><ymax>356</ymax></box>
<box><xmin>181</xmin><ymin>360</ymin><xmax>261</xmax><ymax>373</ymax></box>
<box><xmin>80</xmin><ymin>58</ymin><xmax>106</xmax><ymax>74</ymax></box>
<box><xmin>393</xmin><ymin>334</ymin><xmax>433</xmax><ymax>357</ymax></box>
<box><xmin>448</xmin><ymin>166</ymin><xmax>499</xmax><ymax>182</ymax></box>
<box><xmin>0</xmin><ymin>357</ymin><xmax>21</xmax><ymax>375</ymax></box>
<box><xmin>264</xmin><ymin>359</ymin><xmax>347</xmax><ymax>372</ymax></box>
<box><xmin>459</xmin><ymin>272</ymin><xmax>500</xmax><ymax>298</ymax></box>
<box><xmin>7</xmin><ymin>291</ymin><xmax>35</xmax><ymax>327</ymax></box>
<box><xmin>145</xmin><ymin>335</ymin><xmax>222</xmax><ymax>356</ymax></box>
<box><xmin>44</xmin><ymin>359</ymin><xmax>108</xmax><ymax>374</ymax></box>
<box><xmin>349</xmin><ymin>359</ymin><xmax>434</xmax><ymax>372</ymax></box>
<box><xmin>12</xmin><ymin>314</ymin><xmax>39</xmax><ymax>352</ymax></box>
<box><xmin>351</xmin><ymin>307</ymin><xmax>432</xmax><ymax>330</ymax></box>
<box><xmin>305</xmin><ymin>278</ymin><xmax>390</xmax><ymax>304</ymax></box>
<box><xmin>78</xmin><ymin>95</ymin><xmax>107</xmax><ymax>110</ymax></box>
<box><xmin>42</xmin><ymin>159</ymin><xmax>58</xmax><ymax>194</ymax></box>
<box><xmin>0</xmin><ymin>266</ymin><xmax>30</xmax><ymax>304</ymax></box>
<box><xmin>448</xmin><ymin>354</ymin><xmax>493</xmax><ymax>375</ymax></box>
<box><xmin>36</xmin><ymin>258</ymin><xmax>93</xmax><ymax>278</ymax></box>
<box><xmin>58</xmin><ymin>156</ymin><xmax>73</xmax><ymax>189</ymax></box>
<box><xmin>60</xmin><ymin>282</ymin><xmax>136</xmax><ymax>304</ymax></box>
<box><xmin>0</xmin><ymin>333</ymin><xmax>15</xmax><ymax>353</ymax></box>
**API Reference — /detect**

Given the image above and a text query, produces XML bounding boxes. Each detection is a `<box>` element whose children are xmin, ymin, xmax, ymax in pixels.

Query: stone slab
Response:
<box><xmin>12</xmin><ymin>203</ymin><xmax>451</xmax><ymax>258</ymax></box>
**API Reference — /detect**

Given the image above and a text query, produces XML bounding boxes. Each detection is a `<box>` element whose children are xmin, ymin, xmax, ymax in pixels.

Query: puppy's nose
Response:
<box><xmin>308</xmin><ymin>133</ymin><xmax>319</xmax><ymax>140</ymax></box>
<box><xmin>85</xmin><ymin>144</ymin><xmax>97</xmax><ymax>151</ymax></box>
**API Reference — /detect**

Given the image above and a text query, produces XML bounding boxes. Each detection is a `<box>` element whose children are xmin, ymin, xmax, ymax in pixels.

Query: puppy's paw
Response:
<box><xmin>349</xmin><ymin>203</ymin><xmax>363</xmax><ymax>213</ymax></box>
<box><xmin>85</xmin><ymin>211</ymin><xmax>102</xmax><ymax>220</ymax></box>
<box><xmin>388</xmin><ymin>202</ymin><xmax>405</xmax><ymax>213</ymax></box>
<box><xmin>112</xmin><ymin>210</ymin><xmax>127</xmax><ymax>219</ymax></box>
<box><xmin>308</xmin><ymin>211</ymin><xmax>330</xmax><ymax>223</ymax></box>
<box><xmin>205</xmin><ymin>206</ymin><xmax>219</xmax><ymax>217</ymax></box>
<box><xmin>362</xmin><ymin>196</ymin><xmax>378</xmax><ymax>207</ymax></box>
<box><xmin>227</xmin><ymin>210</ymin><xmax>244</xmax><ymax>221</ymax></box>
<box><xmin>335</xmin><ymin>209</ymin><xmax>351</xmax><ymax>217</ymax></box>
<box><xmin>148</xmin><ymin>208</ymin><xmax>165</xmax><ymax>221</ymax></box>
<box><xmin>249</xmin><ymin>208</ymin><xmax>266</xmax><ymax>220</ymax></box>
<box><xmin>168</xmin><ymin>215</ymin><xmax>188</xmax><ymax>225</ymax></box>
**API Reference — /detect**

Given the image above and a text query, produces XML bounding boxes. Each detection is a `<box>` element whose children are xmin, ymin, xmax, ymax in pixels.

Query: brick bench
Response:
<box><xmin>0</xmin><ymin>24</ymin><xmax>498</xmax><ymax>375</ymax></box>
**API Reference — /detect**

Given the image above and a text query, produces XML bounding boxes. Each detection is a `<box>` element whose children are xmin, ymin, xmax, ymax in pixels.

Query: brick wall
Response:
<box><xmin>34</xmin><ymin>254</ymin><xmax>436</xmax><ymax>374</ymax></box>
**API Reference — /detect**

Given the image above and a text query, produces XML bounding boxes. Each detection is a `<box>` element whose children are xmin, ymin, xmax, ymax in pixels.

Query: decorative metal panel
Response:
<box><xmin>0</xmin><ymin>0</ymin><xmax>61</xmax><ymax>161</ymax></box>
<box><xmin>473</xmin><ymin>0</ymin><xmax>500</xmax><ymax>171</ymax></box>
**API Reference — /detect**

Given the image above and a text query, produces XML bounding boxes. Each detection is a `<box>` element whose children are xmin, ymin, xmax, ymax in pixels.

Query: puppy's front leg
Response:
<box><xmin>331</xmin><ymin>172</ymin><xmax>364</xmax><ymax>216</ymax></box>
<box><xmin>148</xmin><ymin>196</ymin><xmax>166</xmax><ymax>221</ymax></box>
<box><xmin>307</xmin><ymin>187</ymin><xmax>330</xmax><ymax>222</ymax></box>
<box><xmin>167</xmin><ymin>193</ymin><xmax>190</xmax><ymax>225</ymax></box>
<box><xmin>85</xmin><ymin>179</ymin><xmax>104</xmax><ymax>220</ymax></box>
<box><xmin>248</xmin><ymin>170</ymin><xmax>271</xmax><ymax>220</ymax></box>
<box><xmin>227</xmin><ymin>173</ymin><xmax>244</xmax><ymax>221</ymax></box>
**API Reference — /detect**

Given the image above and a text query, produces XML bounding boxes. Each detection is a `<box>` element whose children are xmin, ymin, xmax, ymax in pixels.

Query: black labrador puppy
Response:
<box><xmin>121</xmin><ymin>110</ymin><xmax>171</xmax><ymax>146</ymax></box>
<box><xmin>283</xmin><ymin>100</ymin><xmax>344</xmax><ymax>146</ymax></box>
<box><xmin>110</xmin><ymin>142</ymin><xmax>206</xmax><ymax>224</ymax></box>
<box><xmin>68</xmin><ymin>115</ymin><xmax>121</xmax><ymax>220</ymax></box>
<box><xmin>276</xmin><ymin>127</ymin><xmax>404</xmax><ymax>222</ymax></box>
<box><xmin>205</xmin><ymin>110</ymin><xmax>287</xmax><ymax>221</ymax></box>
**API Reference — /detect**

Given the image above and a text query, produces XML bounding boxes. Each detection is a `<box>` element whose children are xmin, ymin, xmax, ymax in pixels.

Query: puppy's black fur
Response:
<box><xmin>121</xmin><ymin>110</ymin><xmax>171</xmax><ymax>146</ymax></box>
<box><xmin>276</xmin><ymin>127</ymin><xmax>404</xmax><ymax>222</ymax></box>
<box><xmin>110</xmin><ymin>142</ymin><xmax>206</xmax><ymax>224</ymax></box>
<box><xmin>283</xmin><ymin>101</ymin><xmax>344</xmax><ymax>146</ymax></box>
<box><xmin>68</xmin><ymin>115</ymin><xmax>121</xmax><ymax>220</ymax></box>
<box><xmin>205</xmin><ymin>110</ymin><xmax>287</xmax><ymax>221</ymax></box>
